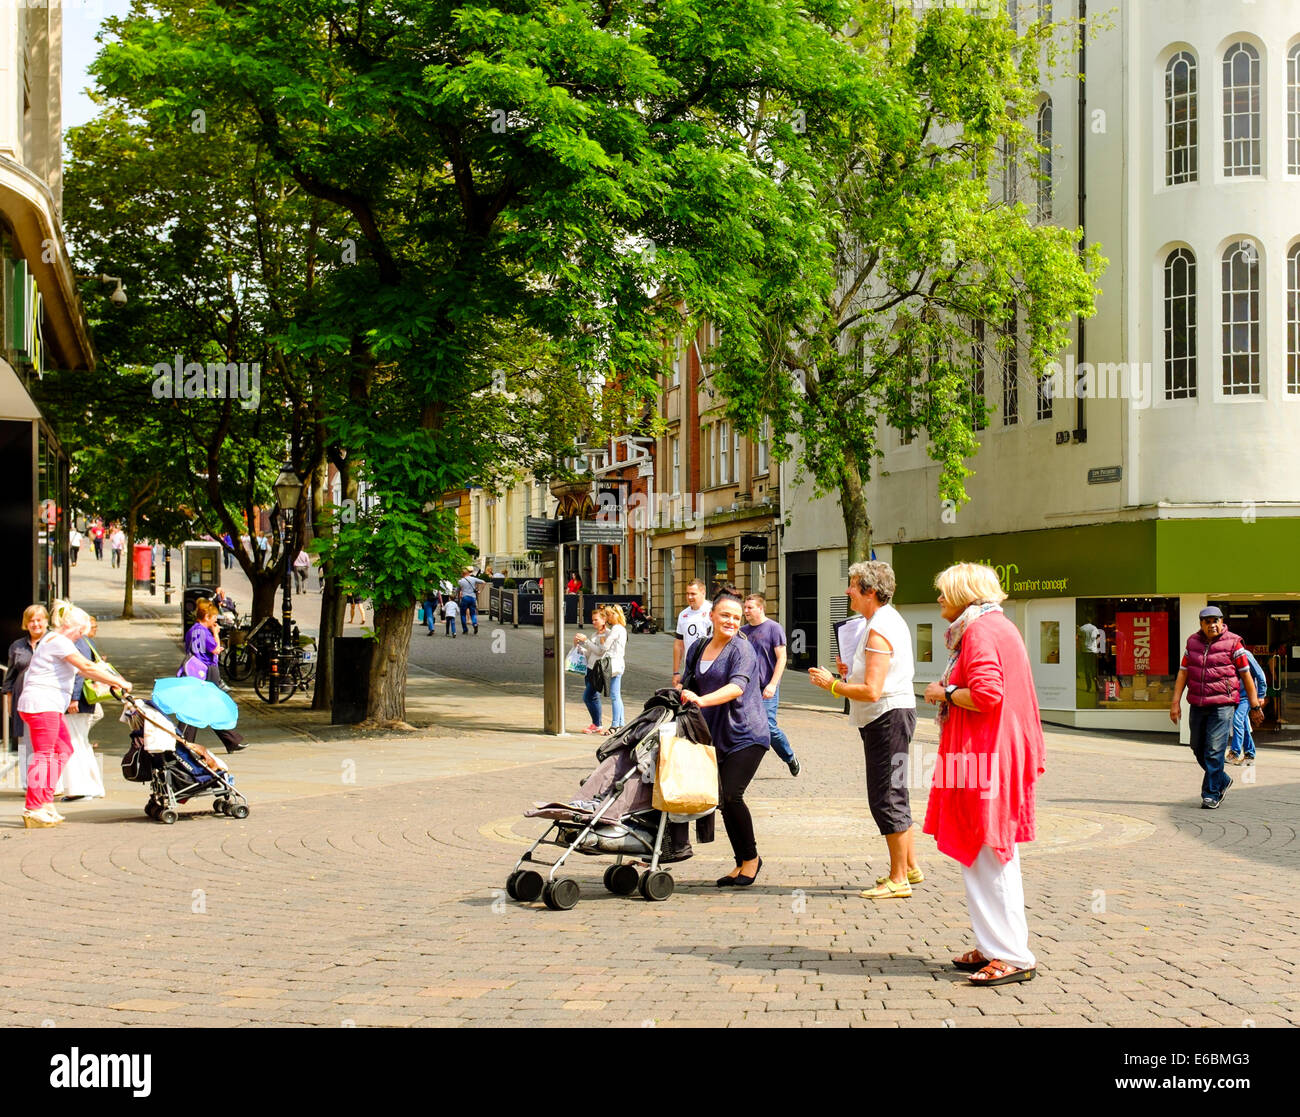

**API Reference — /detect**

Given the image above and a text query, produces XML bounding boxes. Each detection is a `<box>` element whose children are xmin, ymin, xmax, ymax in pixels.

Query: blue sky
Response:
<box><xmin>62</xmin><ymin>0</ymin><xmax>133</xmax><ymax>131</ymax></box>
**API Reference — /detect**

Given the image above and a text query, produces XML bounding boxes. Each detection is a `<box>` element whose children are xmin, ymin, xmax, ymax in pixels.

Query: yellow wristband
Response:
<box><xmin>830</xmin><ymin>680</ymin><xmax>839</xmax><ymax>698</ymax></box>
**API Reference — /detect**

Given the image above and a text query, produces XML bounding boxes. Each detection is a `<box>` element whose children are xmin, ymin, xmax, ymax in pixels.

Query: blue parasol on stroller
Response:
<box><xmin>149</xmin><ymin>677</ymin><xmax>240</xmax><ymax>730</ymax></box>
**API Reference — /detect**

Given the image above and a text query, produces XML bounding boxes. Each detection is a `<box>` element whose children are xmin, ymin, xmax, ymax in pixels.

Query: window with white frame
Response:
<box><xmin>718</xmin><ymin>420</ymin><xmax>730</xmax><ymax>484</ymax></box>
<box><xmin>1038</xmin><ymin>1</ymin><xmax>1051</xmax><ymax>23</ymax></box>
<box><xmin>1037</xmin><ymin>98</ymin><xmax>1053</xmax><ymax>222</ymax></box>
<box><xmin>1223</xmin><ymin>42</ymin><xmax>1261</xmax><ymax>177</ymax></box>
<box><xmin>1164</xmin><ymin>248</ymin><xmax>1198</xmax><ymax>400</ymax></box>
<box><xmin>731</xmin><ymin>425</ymin><xmax>739</xmax><ymax>484</ymax></box>
<box><xmin>671</xmin><ymin>335</ymin><xmax>681</xmax><ymax>387</ymax></box>
<box><xmin>1007</xmin><ymin>0</ymin><xmax>1017</xmax><ymax>31</ymax></box>
<box><xmin>1221</xmin><ymin>240</ymin><xmax>1261</xmax><ymax>395</ymax></box>
<box><xmin>1289</xmin><ymin>44</ymin><xmax>1300</xmax><ymax>175</ymax></box>
<box><xmin>670</xmin><ymin>435</ymin><xmax>681</xmax><ymax>494</ymax></box>
<box><xmin>1000</xmin><ymin>134</ymin><xmax>1018</xmax><ymax>203</ymax></box>
<box><xmin>1165</xmin><ymin>51</ymin><xmax>1198</xmax><ymax>185</ymax></box>
<box><xmin>757</xmin><ymin>418</ymin><xmax>769</xmax><ymax>475</ymax></box>
<box><xmin>1288</xmin><ymin>243</ymin><xmax>1300</xmax><ymax>393</ymax></box>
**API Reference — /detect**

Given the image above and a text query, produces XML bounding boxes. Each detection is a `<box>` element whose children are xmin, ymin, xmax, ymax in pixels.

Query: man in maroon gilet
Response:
<box><xmin>1170</xmin><ymin>607</ymin><xmax>1264</xmax><ymax>808</ymax></box>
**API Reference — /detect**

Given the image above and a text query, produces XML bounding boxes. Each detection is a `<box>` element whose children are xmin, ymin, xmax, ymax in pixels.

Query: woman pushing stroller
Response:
<box><xmin>678</xmin><ymin>587</ymin><xmax>770</xmax><ymax>887</ymax></box>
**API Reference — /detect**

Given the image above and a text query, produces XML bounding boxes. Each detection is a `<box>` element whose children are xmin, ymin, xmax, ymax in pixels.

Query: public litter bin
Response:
<box><xmin>332</xmin><ymin>637</ymin><xmax>376</xmax><ymax>724</ymax></box>
<box><xmin>133</xmin><ymin>543</ymin><xmax>153</xmax><ymax>588</ymax></box>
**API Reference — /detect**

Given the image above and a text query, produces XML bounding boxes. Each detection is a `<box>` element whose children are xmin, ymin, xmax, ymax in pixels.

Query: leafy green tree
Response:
<box><xmin>93</xmin><ymin>0</ymin><xmax>862</xmax><ymax>721</ymax></box>
<box><xmin>713</xmin><ymin>0</ymin><xmax>1106</xmax><ymax>561</ymax></box>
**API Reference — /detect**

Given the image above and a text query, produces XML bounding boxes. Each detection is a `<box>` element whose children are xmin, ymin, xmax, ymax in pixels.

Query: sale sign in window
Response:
<box><xmin>1116</xmin><ymin>612</ymin><xmax>1168</xmax><ymax>676</ymax></box>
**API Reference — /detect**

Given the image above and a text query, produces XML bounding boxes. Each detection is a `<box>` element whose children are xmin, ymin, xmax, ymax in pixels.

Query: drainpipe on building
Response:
<box><xmin>1074</xmin><ymin>0</ymin><xmax>1088</xmax><ymax>444</ymax></box>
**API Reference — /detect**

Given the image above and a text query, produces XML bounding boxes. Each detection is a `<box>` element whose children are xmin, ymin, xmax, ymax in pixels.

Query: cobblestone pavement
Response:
<box><xmin>1</xmin><ymin>560</ymin><xmax>1297</xmax><ymax>1027</ymax></box>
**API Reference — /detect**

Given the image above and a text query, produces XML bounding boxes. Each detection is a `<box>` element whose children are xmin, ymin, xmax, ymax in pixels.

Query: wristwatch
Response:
<box><xmin>944</xmin><ymin>684</ymin><xmax>959</xmax><ymax>704</ymax></box>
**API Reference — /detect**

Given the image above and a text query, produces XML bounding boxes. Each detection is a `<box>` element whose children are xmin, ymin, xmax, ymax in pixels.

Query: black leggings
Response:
<box><xmin>719</xmin><ymin>745</ymin><xmax>765</xmax><ymax>864</ymax></box>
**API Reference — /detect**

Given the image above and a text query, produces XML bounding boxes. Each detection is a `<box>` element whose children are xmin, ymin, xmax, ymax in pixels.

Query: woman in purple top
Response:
<box><xmin>679</xmin><ymin>588</ymin><xmax>770</xmax><ymax>888</ymax></box>
<box><xmin>179</xmin><ymin>599</ymin><xmax>246</xmax><ymax>753</ymax></box>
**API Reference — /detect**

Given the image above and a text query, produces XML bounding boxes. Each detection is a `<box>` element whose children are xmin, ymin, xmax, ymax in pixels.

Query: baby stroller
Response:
<box><xmin>506</xmin><ymin>692</ymin><xmax>712</xmax><ymax>910</ymax></box>
<box><xmin>118</xmin><ymin>692</ymin><xmax>250</xmax><ymax>824</ymax></box>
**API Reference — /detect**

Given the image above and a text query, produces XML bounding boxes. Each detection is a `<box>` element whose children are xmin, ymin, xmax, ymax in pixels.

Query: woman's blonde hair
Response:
<box><xmin>602</xmin><ymin>604</ymin><xmax>627</xmax><ymax>628</ymax></box>
<box><xmin>49</xmin><ymin>600</ymin><xmax>92</xmax><ymax>633</ymax></box>
<box><xmin>935</xmin><ymin>563</ymin><xmax>1007</xmax><ymax>610</ymax></box>
<box><xmin>21</xmin><ymin>604</ymin><xmax>48</xmax><ymax>629</ymax></box>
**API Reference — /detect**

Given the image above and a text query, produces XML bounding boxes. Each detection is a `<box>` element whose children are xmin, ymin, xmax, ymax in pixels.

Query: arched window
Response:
<box><xmin>1165</xmin><ymin>51</ymin><xmax>1198</xmax><ymax>185</ymax></box>
<box><xmin>1221</xmin><ymin>240</ymin><xmax>1261</xmax><ymax>394</ymax></box>
<box><xmin>1164</xmin><ymin>249</ymin><xmax>1197</xmax><ymax>399</ymax></box>
<box><xmin>1289</xmin><ymin>43</ymin><xmax>1300</xmax><ymax>175</ymax></box>
<box><xmin>1223</xmin><ymin>42</ymin><xmax>1261</xmax><ymax>176</ymax></box>
<box><xmin>1037</xmin><ymin>98</ymin><xmax>1053</xmax><ymax>220</ymax></box>
<box><xmin>1288</xmin><ymin>243</ymin><xmax>1300</xmax><ymax>393</ymax></box>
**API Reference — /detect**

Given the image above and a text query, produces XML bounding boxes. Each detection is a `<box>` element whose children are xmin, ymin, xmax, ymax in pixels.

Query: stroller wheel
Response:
<box><xmin>542</xmin><ymin>877</ymin><xmax>580</xmax><ymax>911</ymax></box>
<box><xmin>512</xmin><ymin>870</ymin><xmax>544</xmax><ymax>903</ymax></box>
<box><xmin>639</xmin><ymin>870</ymin><xmax>674</xmax><ymax>902</ymax></box>
<box><xmin>213</xmin><ymin>799</ymin><xmax>227</xmax><ymax>815</ymax></box>
<box><xmin>159</xmin><ymin>808</ymin><xmax>178</xmax><ymax>825</ymax></box>
<box><xmin>229</xmin><ymin>803</ymin><xmax>250</xmax><ymax>820</ymax></box>
<box><xmin>144</xmin><ymin>800</ymin><xmax>159</xmax><ymax>819</ymax></box>
<box><xmin>506</xmin><ymin>871</ymin><xmax>522</xmax><ymax>900</ymax></box>
<box><xmin>604</xmin><ymin>864</ymin><xmax>640</xmax><ymax>896</ymax></box>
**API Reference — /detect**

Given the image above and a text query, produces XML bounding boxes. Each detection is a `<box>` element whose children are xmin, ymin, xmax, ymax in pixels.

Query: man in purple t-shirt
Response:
<box><xmin>741</xmin><ymin>593</ymin><xmax>801</xmax><ymax>777</ymax></box>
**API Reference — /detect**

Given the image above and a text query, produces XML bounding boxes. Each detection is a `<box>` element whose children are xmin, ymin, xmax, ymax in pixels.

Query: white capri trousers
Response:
<box><xmin>960</xmin><ymin>844</ymin><xmax>1035</xmax><ymax>969</ymax></box>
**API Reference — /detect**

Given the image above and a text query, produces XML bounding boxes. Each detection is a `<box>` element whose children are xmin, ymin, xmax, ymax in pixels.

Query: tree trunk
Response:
<box><xmin>311</xmin><ymin>456</ymin><xmax>352</xmax><ymax>710</ymax></box>
<box><xmin>365</xmin><ymin>602</ymin><xmax>413</xmax><ymax>724</ymax></box>
<box><xmin>122</xmin><ymin>511</ymin><xmax>136</xmax><ymax>619</ymax></box>
<box><xmin>250</xmin><ymin>572</ymin><xmax>280</xmax><ymax>623</ymax></box>
<box><xmin>839</xmin><ymin>449</ymin><xmax>873</xmax><ymax>565</ymax></box>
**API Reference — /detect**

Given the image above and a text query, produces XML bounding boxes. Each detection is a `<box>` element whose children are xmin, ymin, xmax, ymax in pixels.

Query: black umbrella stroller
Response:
<box><xmin>506</xmin><ymin>692</ymin><xmax>714</xmax><ymax>910</ymax></box>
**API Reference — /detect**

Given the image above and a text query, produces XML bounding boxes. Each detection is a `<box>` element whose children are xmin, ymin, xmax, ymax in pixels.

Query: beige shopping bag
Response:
<box><xmin>652</xmin><ymin>733</ymin><xmax>719</xmax><ymax>814</ymax></box>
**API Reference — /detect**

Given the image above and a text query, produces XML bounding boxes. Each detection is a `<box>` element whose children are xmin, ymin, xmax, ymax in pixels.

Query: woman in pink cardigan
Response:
<box><xmin>922</xmin><ymin>563</ymin><xmax>1045</xmax><ymax>987</ymax></box>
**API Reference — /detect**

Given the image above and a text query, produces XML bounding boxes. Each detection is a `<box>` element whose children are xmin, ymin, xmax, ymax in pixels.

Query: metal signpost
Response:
<box><xmin>541</xmin><ymin>549</ymin><xmax>565</xmax><ymax>735</ymax></box>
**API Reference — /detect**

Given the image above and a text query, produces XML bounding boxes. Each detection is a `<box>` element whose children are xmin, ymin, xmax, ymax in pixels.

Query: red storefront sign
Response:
<box><xmin>1116</xmin><ymin>612</ymin><xmax>1168</xmax><ymax>675</ymax></box>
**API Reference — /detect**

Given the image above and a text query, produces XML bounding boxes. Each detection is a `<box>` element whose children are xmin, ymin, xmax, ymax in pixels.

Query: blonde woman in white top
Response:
<box><xmin>18</xmin><ymin>602</ymin><xmax>131</xmax><ymax>826</ymax></box>
<box><xmin>809</xmin><ymin>561</ymin><xmax>921</xmax><ymax>898</ymax></box>
<box><xmin>574</xmin><ymin>604</ymin><xmax>628</xmax><ymax>733</ymax></box>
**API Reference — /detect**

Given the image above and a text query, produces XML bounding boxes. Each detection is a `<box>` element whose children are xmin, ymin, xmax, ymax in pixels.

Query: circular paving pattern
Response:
<box><xmin>480</xmin><ymin>798</ymin><xmax>1158</xmax><ymax>860</ymax></box>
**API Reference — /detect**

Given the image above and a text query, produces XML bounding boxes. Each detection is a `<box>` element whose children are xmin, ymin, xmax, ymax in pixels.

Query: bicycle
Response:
<box><xmin>252</xmin><ymin>633</ymin><xmax>318</xmax><ymax>704</ymax></box>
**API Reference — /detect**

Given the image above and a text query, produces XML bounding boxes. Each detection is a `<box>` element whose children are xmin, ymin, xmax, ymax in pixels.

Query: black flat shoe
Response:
<box><xmin>225</xmin><ymin>742</ymin><xmax>249</xmax><ymax>753</ymax></box>
<box><xmin>716</xmin><ymin>874</ymin><xmax>740</xmax><ymax>887</ymax></box>
<box><xmin>733</xmin><ymin>857</ymin><xmax>763</xmax><ymax>887</ymax></box>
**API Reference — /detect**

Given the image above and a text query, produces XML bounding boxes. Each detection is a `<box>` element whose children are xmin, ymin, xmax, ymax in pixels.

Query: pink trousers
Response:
<box><xmin>21</xmin><ymin>711</ymin><xmax>73</xmax><ymax>811</ymax></box>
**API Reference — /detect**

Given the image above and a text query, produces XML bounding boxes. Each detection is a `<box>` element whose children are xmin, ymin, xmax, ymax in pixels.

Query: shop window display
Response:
<box><xmin>1076</xmin><ymin>598</ymin><xmax>1181</xmax><ymax>709</ymax></box>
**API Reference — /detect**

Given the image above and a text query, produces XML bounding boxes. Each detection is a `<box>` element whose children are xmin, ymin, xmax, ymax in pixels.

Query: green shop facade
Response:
<box><xmin>890</xmin><ymin>520</ymin><xmax>1300</xmax><ymax>734</ymax></box>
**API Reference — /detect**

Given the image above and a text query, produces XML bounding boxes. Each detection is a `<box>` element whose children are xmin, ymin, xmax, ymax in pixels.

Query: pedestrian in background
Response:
<box><xmin>679</xmin><ymin>588</ymin><xmax>770</xmax><ymax>888</ymax></box>
<box><xmin>59</xmin><ymin>616</ymin><xmax>107</xmax><ymax>802</ymax></box>
<box><xmin>1170</xmin><ymin>606</ymin><xmax>1263</xmax><ymax>808</ymax></box>
<box><xmin>741</xmin><ymin>593</ymin><xmax>801</xmax><ymax>777</ymax></box>
<box><xmin>109</xmin><ymin>525</ymin><xmax>126</xmax><ymax>568</ymax></box>
<box><xmin>457</xmin><ymin>567</ymin><xmax>484</xmax><ymax>634</ymax></box>
<box><xmin>1226</xmin><ymin>648</ymin><xmax>1268</xmax><ymax>768</ymax></box>
<box><xmin>574</xmin><ymin>607</ymin><xmax>612</xmax><ymax>733</ymax></box>
<box><xmin>293</xmin><ymin>550</ymin><xmax>311</xmax><ymax>594</ymax></box>
<box><xmin>671</xmin><ymin>578</ymin><xmax>712</xmax><ymax>688</ymax></box>
<box><xmin>442</xmin><ymin>596</ymin><xmax>458</xmax><ymax>636</ymax></box>
<box><xmin>810</xmin><ymin>560</ymin><xmax>920</xmax><ymax>898</ymax></box>
<box><xmin>921</xmin><ymin>563</ymin><xmax>1044</xmax><ymax>987</ymax></box>
<box><xmin>222</xmin><ymin>532</ymin><xmax>234</xmax><ymax>569</ymax></box>
<box><xmin>3</xmin><ymin>604</ymin><xmax>49</xmax><ymax>758</ymax></box>
<box><xmin>69</xmin><ymin>527</ymin><xmax>81</xmax><ymax>567</ymax></box>
<box><xmin>18</xmin><ymin>603</ymin><xmax>131</xmax><ymax>827</ymax></box>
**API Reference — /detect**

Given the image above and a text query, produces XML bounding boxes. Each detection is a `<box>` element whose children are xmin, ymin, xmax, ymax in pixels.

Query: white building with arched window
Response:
<box><xmin>782</xmin><ymin>0</ymin><xmax>1300</xmax><ymax>737</ymax></box>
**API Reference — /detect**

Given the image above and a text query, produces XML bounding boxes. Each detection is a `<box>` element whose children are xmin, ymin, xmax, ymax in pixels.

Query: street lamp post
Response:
<box><xmin>269</xmin><ymin>463</ymin><xmax>303</xmax><ymax>704</ymax></box>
